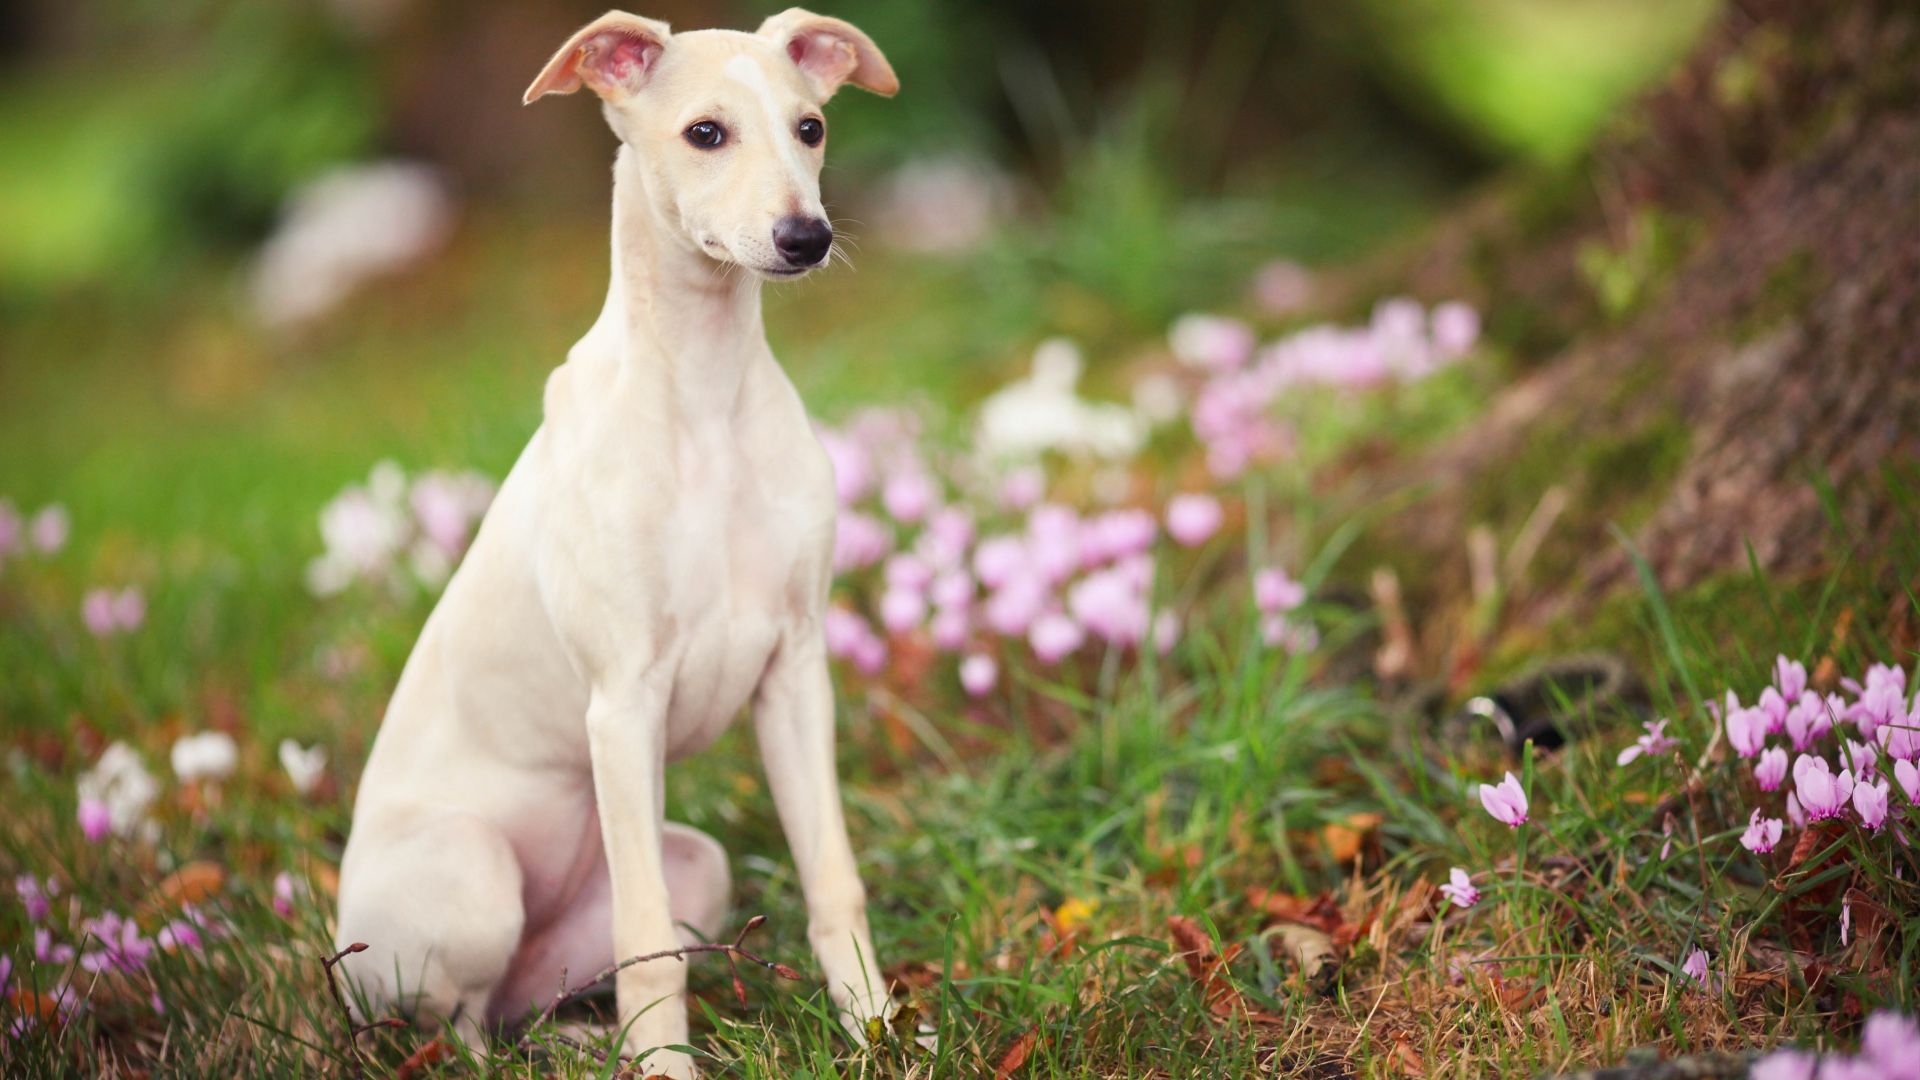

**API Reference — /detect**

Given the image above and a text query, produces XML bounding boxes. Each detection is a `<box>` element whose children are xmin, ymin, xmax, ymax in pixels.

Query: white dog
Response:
<box><xmin>333</xmin><ymin>11</ymin><xmax>898</xmax><ymax>1077</ymax></box>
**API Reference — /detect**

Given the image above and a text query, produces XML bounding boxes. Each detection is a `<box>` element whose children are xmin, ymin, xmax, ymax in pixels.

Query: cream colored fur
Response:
<box><xmin>332</xmin><ymin>11</ymin><xmax>898</xmax><ymax>1077</ymax></box>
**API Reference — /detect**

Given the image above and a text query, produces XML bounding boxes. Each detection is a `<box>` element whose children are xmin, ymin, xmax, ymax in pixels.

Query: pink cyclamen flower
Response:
<box><xmin>1028</xmin><ymin>613</ymin><xmax>1084</xmax><ymax>666</ymax></box>
<box><xmin>78</xmin><ymin>797</ymin><xmax>112</xmax><ymax>842</ymax></box>
<box><xmin>877</xmin><ymin>587</ymin><xmax>927</xmax><ymax>634</ymax></box>
<box><xmin>1253</xmin><ymin>567</ymin><xmax>1306</xmax><ymax>615</ymax></box>
<box><xmin>1863</xmin><ymin>1011</ymin><xmax>1920</xmax><ymax>1075</ymax></box>
<box><xmin>16</xmin><ymin>875</ymin><xmax>50</xmax><ymax>922</ymax></box>
<box><xmin>1430</xmin><ymin>301</ymin><xmax>1480</xmax><ymax>359</ymax></box>
<box><xmin>1749</xmin><ymin>1050</ymin><xmax>1817</xmax><ymax>1080</ymax></box>
<box><xmin>881</xmin><ymin>468</ymin><xmax>937</xmax><ymax>524</ymax></box>
<box><xmin>1792</xmin><ymin>755</ymin><xmax>1854</xmax><ymax>822</ymax></box>
<box><xmin>1164</xmin><ymin>493</ymin><xmax>1222</xmax><ymax>547</ymax></box>
<box><xmin>1784</xmin><ymin>692</ymin><xmax>1832</xmax><ymax>751</ymax></box>
<box><xmin>1853</xmin><ymin>778</ymin><xmax>1890</xmax><ymax>831</ymax></box>
<box><xmin>1478</xmin><ymin>772</ymin><xmax>1529</xmax><ymax>828</ymax></box>
<box><xmin>929</xmin><ymin>607</ymin><xmax>970</xmax><ymax>651</ymax></box>
<box><xmin>959</xmin><ymin>654</ymin><xmax>997</xmax><ymax>698</ymax></box>
<box><xmin>1879</xmin><ymin>716</ymin><xmax>1920</xmax><ymax>762</ymax></box>
<box><xmin>983</xmin><ymin>573</ymin><xmax>1049</xmax><ymax>637</ymax></box>
<box><xmin>1754</xmin><ymin>747</ymin><xmax>1789</xmax><ymax>791</ymax></box>
<box><xmin>1758</xmin><ymin>687</ymin><xmax>1790</xmax><ymax>734</ymax></box>
<box><xmin>1680</xmin><ymin>947</ymin><xmax>1711</xmax><ymax>990</ymax></box>
<box><xmin>29</xmin><ymin>504</ymin><xmax>69</xmax><ymax>553</ymax></box>
<box><xmin>1846</xmin><ymin>739</ymin><xmax>1881</xmax><ymax>781</ymax></box>
<box><xmin>80</xmin><ymin>912</ymin><xmax>153</xmax><ymax>973</ymax></box>
<box><xmin>1895</xmin><ymin>759</ymin><xmax>1920</xmax><ymax>805</ymax></box>
<box><xmin>1785</xmin><ymin>792</ymin><xmax>1807</xmax><ymax>829</ymax></box>
<box><xmin>1616</xmin><ymin>718</ymin><xmax>1681</xmax><ymax>766</ymax></box>
<box><xmin>1151</xmin><ymin>610</ymin><xmax>1181</xmax><ymax>655</ymax></box>
<box><xmin>35</xmin><ymin>927</ymin><xmax>76</xmax><ymax>964</ymax></box>
<box><xmin>832</xmin><ymin>512</ymin><xmax>892</xmax><ymax>573</ymax></box>
<box><xmin>972</xmin><ymin>535</ymin><xmax>1027</xmax><ymax>590</ymax></box>
<box><xmin>1438</xmin><ymin>867</ymin><xmax>1479</xmax><ymax>909</ymax></box>
<box><xmin>999</xmin><ymin>465</ymin><xmax>1045</xmax><ymax>511</ymax></box>
<box><xmin>1740</xmin><ymin>809</ymin><xmax>1783</xmax><ymax>854</ymax></box>
<box><xmin>272</xmin><ymin>872</ymin><xmax>297</xmax><ymax>918</ymax></box>
<box><xmin>81</xmin><ymin>587</ymin><xmax>144</xmax><ymax>637</ymax></box>
<box><xmin>1774</xmin><ymin>655</ymin><xmax>1808</xmax><ymax>701</ymax></box>
<box><xmin>1726</xmin><ymin>706</ymin><xmax>1769</xmax><ymax>759</ymax></box>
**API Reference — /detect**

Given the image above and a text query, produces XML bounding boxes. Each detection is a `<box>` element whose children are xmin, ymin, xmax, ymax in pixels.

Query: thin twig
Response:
<box><xmin>322</xmin><ymin>942</ymin><xmax>405</xmax><ymax>1075</ymax></box>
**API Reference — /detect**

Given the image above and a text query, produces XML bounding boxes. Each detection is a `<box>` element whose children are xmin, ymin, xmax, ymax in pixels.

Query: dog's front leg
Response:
<box><xmin>585</xmin><ymin>679</ymin><xmax>698</xmax><ymax>1079</ymax></box>
<box><xmin>754</xmin><ymin>632</ymin><xmax>891</xmax><ymax>1041</ymax></box>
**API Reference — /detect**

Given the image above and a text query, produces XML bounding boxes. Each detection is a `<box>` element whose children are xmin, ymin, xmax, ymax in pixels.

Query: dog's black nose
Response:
<box><xmin>773</xmin><ymin>216</ymin><xmax>833</xmax><ymax>267</ymax></box>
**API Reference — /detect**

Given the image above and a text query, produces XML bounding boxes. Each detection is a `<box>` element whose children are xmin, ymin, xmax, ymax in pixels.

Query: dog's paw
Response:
<box><xmin>632</xmin><ymin>1046</ymin><xmax>698</xmax><ymax>1079</ymax></box>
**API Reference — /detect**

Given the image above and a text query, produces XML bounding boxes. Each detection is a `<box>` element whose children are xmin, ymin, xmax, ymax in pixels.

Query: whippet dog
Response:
<box><xmin>333</xmin><ymin>10</ymin><xmax>899</xmax><ymax>1076</ymax></box>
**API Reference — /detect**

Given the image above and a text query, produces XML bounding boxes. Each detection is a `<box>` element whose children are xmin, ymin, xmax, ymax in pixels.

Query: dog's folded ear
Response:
<box><xmin>757</xmin><ymin>8</ymin><xmax>898</xmax><ymax>100</ymax></box>
<box><xmin>524</xmin><ymin>11</ymin><xmax>672</xmax><ymax>105</ymax></box>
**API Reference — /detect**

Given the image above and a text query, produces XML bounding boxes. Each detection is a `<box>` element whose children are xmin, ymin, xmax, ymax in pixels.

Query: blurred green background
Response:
<box><xmin>0</xmin><ymin>0</ymin><xmax>1716</xmax><ymax>569</ymax></box>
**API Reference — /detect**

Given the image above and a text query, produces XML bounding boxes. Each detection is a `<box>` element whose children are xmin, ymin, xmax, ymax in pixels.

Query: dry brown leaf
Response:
<box><xmin>1322</xmin><ymin>812</ymin><xmax>1384</xmax><ymax>865</ymax></box>
<box><xmin>394</xmin><ymin>1037</ymin><xmax>451</xmax><ymax>1080</ymax></box>
<box><xmin>155</xmin><ymin>861</ymin><xmax>226</xmax><ymax>910</ymax></box>
<box><xmin>1270</xmin><ymin>923</ymin><xmax>1339</xmax><ymax>996</ymax></box>
<box><xmin>1167</xmin><ymin>915</ymin><xmax>1246</xmax><ymax>1014</ymax></box>
<box><xmin>993</xmin><ymin>1026</ymin><xmax>1041</xmax><ymax>1079</ymax></box>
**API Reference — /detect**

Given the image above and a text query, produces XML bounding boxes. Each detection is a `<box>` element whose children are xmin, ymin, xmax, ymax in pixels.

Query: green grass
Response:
<box><xmin>4</xmin><ymin>202</ymin><xmax>1918</xmax><ymax>1078</ymax></box>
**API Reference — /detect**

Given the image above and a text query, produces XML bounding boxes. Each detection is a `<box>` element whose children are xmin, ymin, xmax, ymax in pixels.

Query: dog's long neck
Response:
<box><xmin>602</xmin><ymin>144</ymin><xmax>765</xmax><ymax>422</ymax></box>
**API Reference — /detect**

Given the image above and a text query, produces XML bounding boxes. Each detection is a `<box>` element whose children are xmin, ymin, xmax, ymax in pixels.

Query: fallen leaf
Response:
<box><xmin>1322</xmin><ymin>812</ymin><xmax>1384</xmax><ymax>865</ymax></box>
<box><xmin>1269</xmin><ymin>923</ymin><xmax>1340</xmax><ymax>996</ymax></box>
<box><xmin>1167</xmin><ymin>915</ymin><xmax>1248</xmax><ymax>1015</ymax></box>
<box><xmin>993</xmin><ymin>1026</ymin><xmax>1040</xmax><ymax>1079</ymax></box>
<box><xmin>394</xmin><ymin>1037</ymin><xmax>451</xmax><ymax>1080</ymax></box>
<box><xmin>155</xmin><ymin>861</ymin><xmax>226</xmax><ymax>910</ymax></box>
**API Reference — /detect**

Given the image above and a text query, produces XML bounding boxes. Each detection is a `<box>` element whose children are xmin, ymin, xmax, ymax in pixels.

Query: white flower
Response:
<box><xmin>171</xmin><ymin>732</ymin><xmax>238</xmax><ymax>783</ymax></box>
<box><xmin>76</xmin><ymin>742</ymin><xmax>160</xmax><ymax>838</ymax></box>
<box><xmin>974</xmin><ymin>339</ymin><xmax>1146</xmax><ymax>463</ymax></box>
<box><xmin>278</xmin><ymin>740</ymin><xmax>327</xmax><ymax>796</ymax></box>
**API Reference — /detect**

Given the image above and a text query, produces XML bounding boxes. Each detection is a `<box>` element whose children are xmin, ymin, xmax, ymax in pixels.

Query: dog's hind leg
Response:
<box><xmin>334</xmin><ymin>813</ymin><xmax>525</xmax><ymax>1051</ymax></box>
<box><xmin>662</xmin><ymin>821</ymin><xmax>731</xmax><ymax>944</ymax></box>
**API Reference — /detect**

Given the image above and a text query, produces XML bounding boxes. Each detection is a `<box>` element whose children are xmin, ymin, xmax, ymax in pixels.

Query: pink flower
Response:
<box><xmin>1863</xmin><ymin>1012</ymin><xmax>1920</xmax><ymax>1075</ymax></box>
<box><xmin>884</xmin><ymin>554</ymin><xmax>933</xmax><ymax>593</ymax></box>
<box><xmin>1068</xmin><ymin>568</ymin><xmax>1151</xmax><ymax>647</ymax></box>
<box><xmin>1680</xmin><ymin>947</ymin><xmax>1712</xmax><ymax>990</ymax></box>
<box><xmin>1253</xmin><ymin>567</ymin><xmax>1306</xmax><ymax>614</ymax></box>
<box><xmin>77</xmin><ymin>797</ymin><xmax>112</xmax><ymax>842</ymax></box>
<box><xmin>1757</xmin><ymin>687</ymin><xmax>1789</xmax><ymax>734</ymax></box>
<box><xmin>1260</xmin><ymin>614</ymin><xmax>1318</xmax><ymax>653</ymax></box>
<box><xmin>1845</xmin><ymin>739</ymin><xmax>1880</xmax><ymax>782</ymax></box>
<box><xmin>34</xmin><ymin>927</ymin><xmax>75</xmax><ymax>964</ymax></box>
<box><xmin>999</xmin><ymin>465</ymin><xmax>1045</xmax><ymax>511</ymax></box>
<box><xmin>1080</xmin><ymin>509</ymin><xmax>1157</xmax><ymax>567</ymax></box>
<box><xmin>972</xmin><ymin>536</ymin><xmax>1027</xmax><ymax>590</ymax></box>
<box><xmin>959</xmin><ymin>654</ymin><xmax>997</xmax><ymax>698</ymax></box>
<box><xmin>1750</xmin><ymin>1050</ymin><xmax>1816</xmax><ymax>1080</ymax></box>
<box><xmin>1774</xmin><ymin>655</ymin><xmax>1808</xmax><ymax>701</ymax></box>
<box><xmin>1853</xmin><ymin>778</ymin><xmax>1890</xmax><ymax>831</ymax></box>
<box><xmin>983</xmin><ymin>573</ymin><xmax>1048</xmax><ymax>636</ymax></box>
<box><xmin>15</xmin><ymin>875</ymin><xmax>50</xmax><ymax>922</ymax></box>
<box><xmin>1431</xmin><ymin>301</ymin><xmax>1480</xmax><ymax>358</ymax></box>
<box><xmin>1879</xmin><ymin>716</ymin><xmax>1920</xmax><ymax>762</ymax></box>
<box><xmin>832</xmin><ymin>512</ymin><xmax>891</xmax><ymax>573</ymax></box>
<box><xmin>1754</xmin><ymin>747</ymin><xmax>1789</xmax><ymax>791</ymax></box>
<box><xmin>272</xmin><ymin>872</ymin><xmax>298</xmax><ymax>918</ymax></box>
<box><xmin>1478</xmin><ymin>772</ymin><xmax>1529</xmax><ymax>828</ymax></box>
<box><xmin>1028</xmin><ymin>613</ymin><xmax>1084</xmax><ymax>666</ymax></box>
<box><xmin>1785</xmin><ymin>792</ymin><xmax>1807</xmax><ymax>829</ymax></box>
<box><xmin>823</xmin><ymin>608</ymin><xmax>886</xmax><ymax>675</ymax></box>
<box><xmin>1251</xmin><ymin>259</ymin><xmax>1312</xmax><ymax>315</ymax></box>
<box><xmin>1895</xmin><ymin>759</ymin><xmax>1920</xmax><ymax>804</ymax></box>
<box><xmin>29</xmin><ymin>504</ymin><xmax>69</xmax><ymax>554</ymax></box>
<box><xmin>928</xmin><ymin>569</ymin><xmax>974</xmax><ymax>611</ymax></box>
<box><xmin>1169</xmin><ymin>313</ymin><xmax>1256</xmax><ymax>372</ymax></box>
<box><xmin>1164</xmin><ymin>494</ymin><xmax>1222</xmax><ymax>547</ymax></box>
<box><xmin>81</xmin><ymin>587</ymin><xmax>145</xmax><ymax>637</ymax></box>
<box><xmin>1792</xmin><ymin>755</ymin><xmax>1854</xmax><ymax>822</ymax></box>
<box><xmin>1852</xmin><ymin>681</ymin><xmax>1905</xmax><ymax>741</ymax></box>
<box><xmin>1616</xmin><ymin>718</ymin><xmax>1681</xmax><ymax>766</ymax></box>
<box><xmin>1438</xmin><ymin>867</ymin><xmax>1479</xmax><ymax>909</ymax></box>
<box><xmin>878</xmin><ymin>587</ymin><xmax>926</xmax><ymax>634</ymax></box>
<box><xmin>1784</xmin><ymin>692</ymin><xmax>1832</xmax><ymax>751</ymax></box>
<box><xmin>1726</xmin><ymin>706</ymin><xmax>1769</xmax><ymax>759</ymax></box>
<box><xmin>80</xmin><ymin>912</ymin><xmax>153</xmax><ymax>972</ymax></box>
<box><xmin>1740</xmin><ymin>809</ymin><xmax>1783</xmax><ymax>854</ymax></box>
<box><xmin>881</xmin><ymin>468</ymin><xmax>937</xmax><ymax>524</ymax></box>
<box><xmin>816</xmin><ymin>429</ymin><xmax>873</xmax><ymax>506</ymax></box>
<box><xmin>920</xmin><ymin>507</ymin><xmax>974</xmax><ymax>568</ymax></box>
<box><xmin>929</xmin><ymin>607</ymin><xmax>970</xmax><ymax>651</ymax></box>
<box><xmin>1026</xmin><ymin>504</ymin><xmax>1082</xmax><ymax>583</ymax></box>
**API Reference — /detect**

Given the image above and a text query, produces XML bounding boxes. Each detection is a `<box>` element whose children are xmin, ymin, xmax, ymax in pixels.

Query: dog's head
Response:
<box><xmin>525</xmin><ymin>8</ymin><xmax>896</xmax><ymax>281</ymax></box>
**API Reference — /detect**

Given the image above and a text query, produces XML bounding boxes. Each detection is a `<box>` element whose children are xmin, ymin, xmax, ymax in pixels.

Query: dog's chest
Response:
<box><xmin>656</xmin><ymin>448</ymin><xmax>807</xmax><ymax>757</ymax></box>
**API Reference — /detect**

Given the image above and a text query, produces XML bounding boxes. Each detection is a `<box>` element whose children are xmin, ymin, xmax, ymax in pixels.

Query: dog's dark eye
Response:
<box><xmin>796</xmin><ymin>117</ymin><xmax>825</xmax><ymax>147</ymax></box>
<box><xmin>684</xmin><ymin>121</ymin><xmax>726</xmax><ymax>149</ymax></box>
